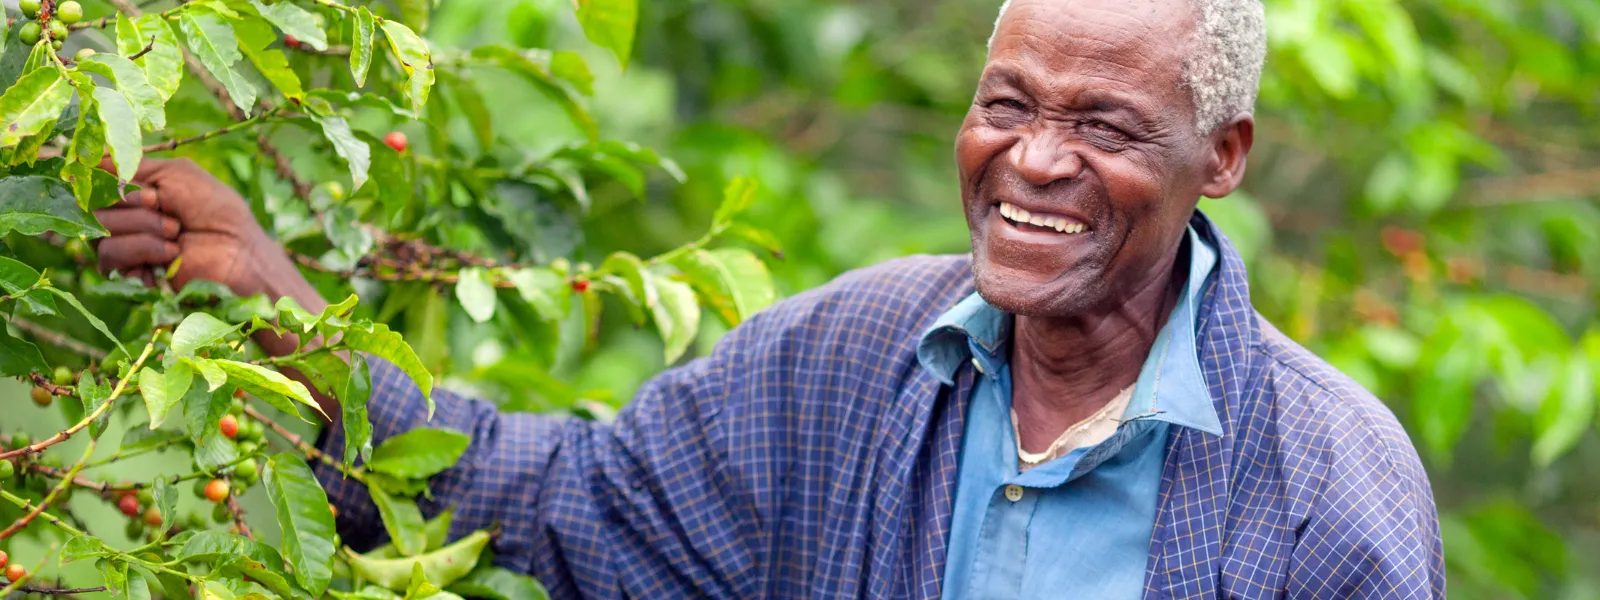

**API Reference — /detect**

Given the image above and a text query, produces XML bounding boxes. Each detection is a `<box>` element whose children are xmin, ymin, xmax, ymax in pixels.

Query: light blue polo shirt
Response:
<box><xmin>917</xmin><ymin>225</ymin><xmax>1223</xmax><ymax>599</ymax></box>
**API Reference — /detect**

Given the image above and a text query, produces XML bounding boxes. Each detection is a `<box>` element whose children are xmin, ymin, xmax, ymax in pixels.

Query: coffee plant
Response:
<box><xmin>0</xmin><ymin>0</ymin><xmax>779</xmax><ymax>596</ymax></box>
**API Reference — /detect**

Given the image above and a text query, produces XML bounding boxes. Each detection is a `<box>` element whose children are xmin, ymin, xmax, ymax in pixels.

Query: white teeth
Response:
<box><xmin>999</xmin><ymin>201</ymin><xmax>1087</xmax><ymax>234</ymax></box>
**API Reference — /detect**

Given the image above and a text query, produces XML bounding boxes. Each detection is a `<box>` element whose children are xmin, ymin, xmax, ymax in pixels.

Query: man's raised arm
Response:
<box><xmin>91</xmin><ymin>159</ymin><xmax>769</xmax><ymax>595</ymax></box>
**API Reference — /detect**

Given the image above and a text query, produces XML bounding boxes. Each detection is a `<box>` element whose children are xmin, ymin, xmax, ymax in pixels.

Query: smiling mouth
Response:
<box><xmin>998</xmin><ymin>201</ymin><xmax>1089</xmax><ymax>234</ymax></box>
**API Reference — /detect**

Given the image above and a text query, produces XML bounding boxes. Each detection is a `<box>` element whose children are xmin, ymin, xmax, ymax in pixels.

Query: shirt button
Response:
<box><xmin>1004</xmin><ymin>484</ymin><xmax>1024</xmax><ymax>502</ymax></box>
<box><xmin>971</xmin><ymin>357</ymin><xmax>985</xmax><ymax>375</ymax></box>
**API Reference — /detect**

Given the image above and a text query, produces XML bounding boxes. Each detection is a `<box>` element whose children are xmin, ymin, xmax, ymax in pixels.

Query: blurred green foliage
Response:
<box><xmin>430</xmin><ymin>0</ymin><xmax>1599</xmax><ymax>596</ymax></box>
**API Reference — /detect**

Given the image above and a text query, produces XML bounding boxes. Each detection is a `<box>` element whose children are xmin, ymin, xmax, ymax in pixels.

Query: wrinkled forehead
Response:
<box><xmin>986</xmin><ymin>0</ymin><xmax>1196</xmax><ymax>83</ymax></box>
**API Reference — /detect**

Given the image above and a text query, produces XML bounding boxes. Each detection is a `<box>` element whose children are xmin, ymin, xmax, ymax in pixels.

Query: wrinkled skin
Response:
<box><xmin>958</xmin><ymin>0</ymin><xmax>1254</xmax><ymax>447</ymax></box>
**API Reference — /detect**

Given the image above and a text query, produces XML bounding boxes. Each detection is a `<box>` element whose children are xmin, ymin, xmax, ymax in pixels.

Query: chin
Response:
<box><xmin>971</xmin><ymin>255</ymin><xmax>1100</xmax><ymax>318</ymax></box>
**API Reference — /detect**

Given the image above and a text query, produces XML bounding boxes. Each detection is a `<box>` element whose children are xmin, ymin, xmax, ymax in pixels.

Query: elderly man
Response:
<box><xmin>93</xmin><ymin>0</ymin><xmax>1444</xmax><ymax>597</ymax></box>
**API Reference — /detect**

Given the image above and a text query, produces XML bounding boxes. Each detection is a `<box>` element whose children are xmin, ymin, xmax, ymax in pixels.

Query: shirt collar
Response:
<box><xmin>917</xmin><ymin>225</ymin><xmax>1223</xmax><ymax>436</ymax></box>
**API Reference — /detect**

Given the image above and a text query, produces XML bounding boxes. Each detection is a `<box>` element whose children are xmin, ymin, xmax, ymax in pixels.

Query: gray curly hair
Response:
<box><xmin>988</xmin><ymin>0</ymin><xmax>1267</xmax><ymax>134</ymax></box>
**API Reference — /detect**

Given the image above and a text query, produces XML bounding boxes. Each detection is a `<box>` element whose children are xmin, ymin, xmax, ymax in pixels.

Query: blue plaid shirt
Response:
<box><xmin>317</xmin><ymin>213</ymin><xmax>1446</xmax><ymax>599</ymax></box>
<box><xmin>928</xmin><ymin>225</ymin><xmax>1221</xmax><ymax>599</ymax></box>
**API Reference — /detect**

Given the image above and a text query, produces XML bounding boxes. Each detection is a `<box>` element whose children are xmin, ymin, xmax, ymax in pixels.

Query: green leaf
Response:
<box><xmin>43</xmin><ymin>287</ymin><xmax>127</xmax><ymax>355</ymax></box>
<box><xmin>126</xmin><ymin>569</ymin><xmax>154</xmax><ymax>600</ymax></box>
<box><xmin>455</xmin><ymin>267</ymin><xmax>497</xmax><ymax>323</ymax></box>
<box><xmin>549</xmin><ymin>51</ymin><xmax>594</xmax><ymax>96</ymax></box>
<box><xmin>92</xmin><ymin>85</ymin><xmax>142</xmax><ymax>184</ymax></box>
<box><xmin>61</xmin><ymin>89</ymin><xmax>106</xmax><ymax>207</ymax></box>
<box><xmin>188</xmin><ymin>356</ymin><xmax>228</xmax><ymax>391</ymax></box>
<box><xmin>61</xmin><ymin>534</ymin><xmax>111</xmax><ymax>563</ymax></box>
<box><xmin>119</xmin><ymin>13</ymin><xmax>184</xmax><ymax>101</ymax></box>
<box><xmin>712</xmin><ymin>176</ymin><xmax>758</xmax><ymax>226</ymax></box>
<box><xmin>365</xmin><ymin>428</ymin><xmax>470</xmax><ymax>479</ymax></box>
<box><xmin>506</xmin><ymin>267</ymin><xmax>565</xmax><ymax>320</ymax></box>
<box><xmin>652</xmin><ymin>277</ymin><xmax>699</xmax><ymax>364</ymax></box>
<box><xmin>76</xmin><ymin>376</ymin><xmax>114</xmax><ymax>438</ymax></box>
<box><xmin>184</xmin><ymin>386</ymin><xmax>238</xmax><ymax>469</ymax></box>
<box><xmin>77</xmin><ymin>54</ymin><xmax>166</xmax><ymax>131</ymax></box>
<box><xmin>368</xmin><ymin>480</ymin><xmax>427</xmax><ymax>556</ymax></box>
<box><xmin>264</xmin><ymin>453</ymin><xmax>338</xmax><ymax>595</ymax></box>
<box><xmin>343</xmin><ymin>354</ymin><xmax>374</xmax><ymax>465</ymax></box>
<box><xmin>470</xmin><ymin>45</ymin><xmax>597</xmax><ymax>141</ymax></box>
<box><xmin>0</xmin><ymin>255</ymin><xmax>42</xmax><ymax>291</ymax></box>
<box><xmin>249</xmin><ymin>0</ymin><xmax>326</xmax><ymax>50</ymax></box>
<box><xmin>343</xmin><ymin>322</ymin><xmax>434</xmax><ymax>413</ymax></box>
<box><xmin>446</xmin><ymin>566</ymin><xmax>550</xmax><ymax>600</ymax></box>
<box><xmin>351</xmin><ymin>7</ymin><xmax>376</xmax><ymax>87</ymax></box>
<box><xmin>723</xmin><ymin>224</ymin><xmax>784</xmax><ymax>259</ymax></box>
<box><xmin>441</xmin><ymin>71</ymin><xmax>492</xmax><ymax>153</ymax></box>
<box><xmin>1531</xmin><ymin>342</ymin><xmax>1596</xmax><ymax>466</ymax></box>
<box><xmin>600</xmin><ymin>252</ymin><xmax>654</xmax><ymax>309</ymax></box>
<box><xmin>119</xmin><ymin>427</ymin><xmax>184</xmax><ymax>453</ymax></box>
<box><xmin>313</xmin><ymin>113</ymin><xmax>370</xmax><ymax>190</ymax></box>
<box><xmin>396</xmin><ymin>0</ymin><xmax>430</xmax><ymax>33</ymax></box>
<box><xmin>235</xmin><ymin>18</ymin><xmax>304</xmax><ymax>100</ymax></box>
<box><xmin>180</xmin><ymin>11</ymin><xmax>257</xmax><ymax>113</ymax></box>
<box><xmin>595</xmin><ymin>140</ymin><xmax>684</xmax><ymax>182</ymax></box>
<box><xmin>0</xmin><ymin>330</ymin><xmax>48</xmax><ymax>376</ymax></box>
<box><xmin>152</xmin><ymin>477</ymin><xmax>178</xmax><ymax>538</ymax></box>
<box><xmin>0</xmin><ymin>66</ymin><xmax>73</xmax><ymax>148</ymax></box>
<box><xmin>173</xmin><ymin>312</ymin><xmax>239</xmax><ymax>356</ymax></box>
<box><xmin>139</xmin><ymin>361</ymin><xmax>193</xmax><ymax>429</ymax></box>
<box><xmin>669</xmin><ymin>248</ymin><xmax>775</xmax><ymax>327</ymax></box>
<box><xmin>379</xmin><ymin>21</ymin><xmax>434</xmax><ymax>113</ymax></box>
<box><xmin>575</xmin><ymin>0</ymin><xmax>637</xmax><ymax>69</ymax></box>
<box><xmin>211</xmin><ymin>358</ymin><xmax>321</xmax><ymax>420</ymax></box>
<box><xmin>0</xmin><ymin>175</ymin><xmax>108</xmax><ymax>238</ymax></box>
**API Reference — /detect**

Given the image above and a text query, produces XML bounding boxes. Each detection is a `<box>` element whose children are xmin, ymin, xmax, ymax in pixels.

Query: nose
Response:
<box><xmin>1008</xmin><ymin>128</ymin><xmax>1084</xmax><ymax>186</ymax></box>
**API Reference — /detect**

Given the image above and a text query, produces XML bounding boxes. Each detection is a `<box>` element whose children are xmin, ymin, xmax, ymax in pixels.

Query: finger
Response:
<box><xmin>125</xmin><ymin>268</ymin><xmax>157</xmax><ymax>287</ymax></box>
<box><xmin>107</xmin><ymin>185</ymin><xmax>160</xmax><ymax>211</ymax></box>
<box><xmin>94</xmin><ymin>208</ymin><xmax>180</xmax><ymax>238</ymax></box>
<box><xmin>97</xmin><ymin>155</ymin><xmax>167</xmax><ymax>183</ymax></box>
<box><xmin>96</xmin><ymin>235</ymin><xmax>180</xmax><ymax>275</ymax></box>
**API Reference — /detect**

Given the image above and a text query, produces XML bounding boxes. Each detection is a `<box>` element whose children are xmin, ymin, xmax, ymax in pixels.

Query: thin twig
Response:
<box><xmin>0</xmin><ymin>337</ymin><xmax>157</xmax><ymax>461</ymax></box>
<box><xmin>11</xmin><ymin>317</ymin><xmax>106</xmax><ymax>360</ymax></box>
<box><xmin>0</xmin><ymin>440</ymin><xmax>95</xmax><ymax>540</ymax></box>
<box><xmin>11</xmin><ymin>583</ymin><xmax>109</xmax><ymax>595</ymax></box>
<box><xmin>225</xmin><ymin>479</ymin><xmax>254</xmax><ymax>539</ymax></box>
<box><xmin>127</xmin><ymin>35</ymin><xmax>156</xmax><ymax>60</ymax></box>
<box><xmin>143</xmin><ymin>107</ymin><xmax>281</xmax><ymax>152</ymax></box>
<box><xmin>242</xmin><ymin>405</ymin><xmax>367</xmax><ymax>482</ymax></box>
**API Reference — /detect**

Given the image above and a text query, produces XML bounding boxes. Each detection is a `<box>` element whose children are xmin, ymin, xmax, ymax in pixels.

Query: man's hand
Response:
<box><xmin>94</xmin><ymin>158</ymin><xmax>328</xmax><ymax>354</ymax></box>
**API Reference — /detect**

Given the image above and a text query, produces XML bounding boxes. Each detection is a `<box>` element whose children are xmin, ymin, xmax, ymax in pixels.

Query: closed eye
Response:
<box><xmin>1089</xmin><ymin>120</ymin><xmax>1130</xmax><ymax>141</ymax></box>
<box><xmin>988</xmin><ymin>98</ymin><xmax>1027</xmax><ymax>111</ymax></box>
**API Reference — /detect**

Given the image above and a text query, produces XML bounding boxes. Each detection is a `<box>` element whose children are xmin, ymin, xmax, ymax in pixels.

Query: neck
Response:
<box><xmin>1009</xmin><ymin>242</ymin><xmax>1188</xmax><ymax>451</ymax></box>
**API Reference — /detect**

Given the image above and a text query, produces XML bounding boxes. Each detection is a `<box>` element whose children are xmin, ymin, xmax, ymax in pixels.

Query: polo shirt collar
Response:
<box><xmin>916</xmin><ymin>225</ymin><xmax>1224</xmax><ymax>437</ymax></box>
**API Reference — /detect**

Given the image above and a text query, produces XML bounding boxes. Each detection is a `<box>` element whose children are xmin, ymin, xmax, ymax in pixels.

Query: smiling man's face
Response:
<box><xmin>958</xmin><ymin>0</ymin><xmax>1222</xmax><ymax>318</ymax></box>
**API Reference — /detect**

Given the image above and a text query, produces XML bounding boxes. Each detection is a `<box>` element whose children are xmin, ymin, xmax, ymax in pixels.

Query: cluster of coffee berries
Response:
<box><xmin>16</xmin><ymin>0</ymin><xmax>83</xmax><ymax>51</ymax></box>
<box><xmin>111</xmin><ymin>484</ymin><xmax>165</xmax><ymax>539</ymax></box>
<box><xmin>29</xmin><ymin>366</ymin><xmax>74</xmax><ymax>407</ymax></box>
<box><xmin>1</xmin><ymin>549</ymin><xmax>24</xmax><ymax>583</ymax></box>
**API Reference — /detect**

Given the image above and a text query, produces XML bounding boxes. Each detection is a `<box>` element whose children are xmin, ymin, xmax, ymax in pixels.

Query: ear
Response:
<box><xmin>1199</xmin><ymin>113</ymin><xmax>1254</xmax><ymax>199</ymax></box>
